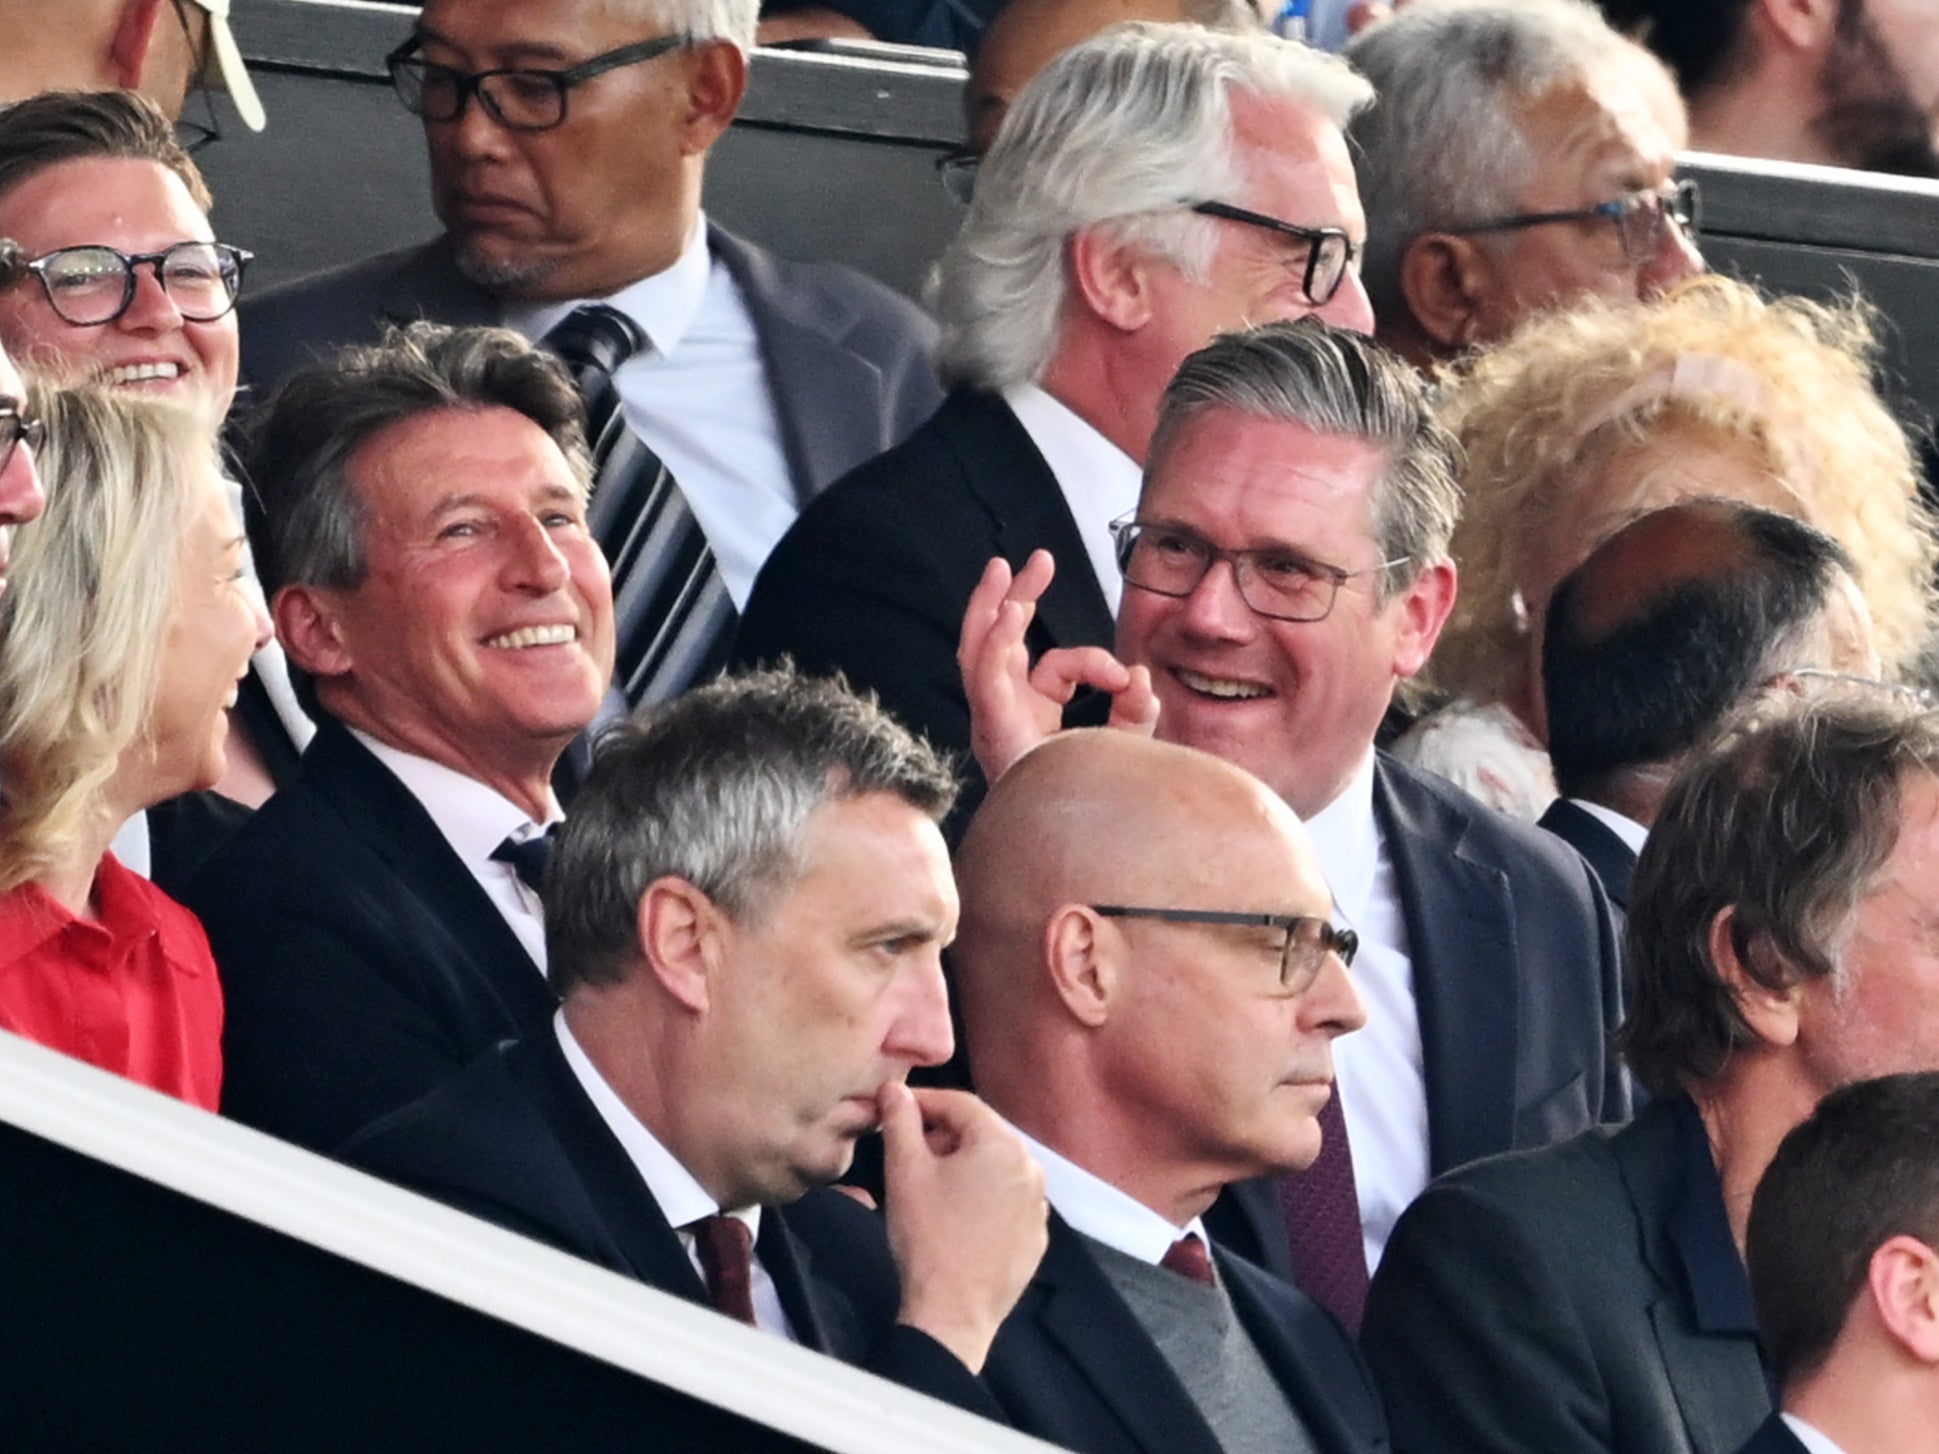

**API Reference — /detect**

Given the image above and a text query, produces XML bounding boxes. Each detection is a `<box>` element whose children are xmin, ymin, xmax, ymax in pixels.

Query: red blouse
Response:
<box><xmin>0</xmin><ymin>852</ymin><xmax>223</xmax><ymax>1109</ymax></box>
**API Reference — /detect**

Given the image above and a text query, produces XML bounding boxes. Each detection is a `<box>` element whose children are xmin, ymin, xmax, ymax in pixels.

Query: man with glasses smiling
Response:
<box><xmin>735</xmin><ymin>22</ymin><xmax>1375</xmax><ymax>785</ymax></box>
<box><xmin>1345</xmin><ymin>0</ymin><xmax>1703</xmax><ymax>369</ymax></box>
<box><xmin>242</xmin><ymin>0</ymin><xmax>943</xmax><ymax>711</ymax></box>
<box><xmin>961</xmin><ymin>318</ymin><xmax>1628</xmax><ymax>1335</ymax></box>
<box><xmin>951</xmin><ymin>728</ymin><xmax>1387</xmax><ymax>1454</ymax></box>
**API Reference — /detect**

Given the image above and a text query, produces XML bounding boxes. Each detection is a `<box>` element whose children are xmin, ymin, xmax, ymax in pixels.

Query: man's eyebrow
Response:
<box><xmin>416</xmin><ymin>27</ymin><xmax>581</xmax><ymax>67</ymax></box>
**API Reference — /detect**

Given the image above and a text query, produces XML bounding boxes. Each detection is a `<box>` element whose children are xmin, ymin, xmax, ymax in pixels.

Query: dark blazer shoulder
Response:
<box><xmin>1730</xmin><ymin>1414</ymin><xmax>1811</xmax><ymax>1454</ymax></box>
<box><xmin>1537</xmin><ymin>798</ymin><xmax>1640</xmax><ymax>909</ymax></box>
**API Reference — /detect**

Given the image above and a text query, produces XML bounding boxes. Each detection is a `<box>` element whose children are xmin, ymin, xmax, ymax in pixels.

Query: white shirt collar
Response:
<box><xmin>1009</xmin><ymin>1122</ymin><xmax>1207</xmax><ymax>1265</ymax></box>
<box><xmin>502</xmin><ymin>213</ymin><xmax>713</xmax><ymax>360</ymax></box>
<box><xmin>1568</xmin><ymin>798</ymin><xmax>1650</xmax><ymax>855</ymax></box>
<box><xmin>1780</xmin><ymin>1414</ymin><xmax>1852</xmax><ymax>1454</ymax></box>
<box><xmin>1000</xmin><ymin>382</ymin><xmax>1143</xmax><ymax>614</ymax></box>
<box><xmin>1302</xmin><ymin>749</ymin><xmax>1380</xmax><ymax>921</ymax></box>
<box><xmin>554</xmin><ymin>1011</ymin><xmax>762</xmax><ymax>1240</ymax></box>
<box><xmin>351</xmin><ymin>729</ymin><xmax>559</xmax><ymax>864</ymax></box>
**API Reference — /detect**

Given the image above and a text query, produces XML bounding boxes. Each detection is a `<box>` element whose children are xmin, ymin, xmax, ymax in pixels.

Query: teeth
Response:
<box><xmin>486</xmin><ymin>623</ymin><xmax>577</xmax><ymax>649</ymax></box>
<box><xmin>1177</xmin><ymin>668</ymin><xmax>1269</xmax><ymax>700</ymax></box>
<box><xmin>103</xmin><ymin>362</ymin><xmax>183</xmax><ymax>385</ymax></box>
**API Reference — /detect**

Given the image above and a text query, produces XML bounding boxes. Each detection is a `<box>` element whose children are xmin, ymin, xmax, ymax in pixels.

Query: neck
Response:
<box><xmin>1691</xmin><ymin>1062</ymin><xmax>1822</xmax><ymax>1254</ymax></box>
<box><xmin>994</xmin><ymin>1081</ymin><xmax>1225</xmax><ymax>1228</ymax></box>
<box><xmin>1036</xmin><ymin>337</ymin><xmax>1162</xmax><ymax>466</ymax></box>
<box><xmin>324</xmin><ymin>700</ymin><xmax>562</xmax><ymax>823</ymax></box>
<box><xmin>1688</xmin><ymin>60</ymin><xmax>1841</xmax><ymax>168</ymax></box>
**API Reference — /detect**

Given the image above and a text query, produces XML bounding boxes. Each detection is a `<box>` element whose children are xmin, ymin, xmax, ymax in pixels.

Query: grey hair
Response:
<box><xmin>599</xmin><ymin>0</ymin><xmax>759</xmax><ymax>51</ymax></box>
<box><xmin>1147</xmin><ymin>319</ymin><xmax>1462</xmax><ymax>594</ymax></box>
<box><xmin>1618</xmin><ymin>688</ymin><xmax>1939</xmax><ymax>1099</ymax></box>
<box><xmin>1345</xmin><ymin>0</ymin><xmax>1662</xmax><ymax>326</ymax></box>
<box><xmin>546</xmin><ymin>667</ymin><xmax>960</xmax><ymax>995</ymax></box>
<box><xmin>238</xmin><ymin>322</ymin><xmax>591</xmax><ymax>599</ymax></box>
<box><xmin>931</xmin><ymin>22</ymin><xmax>1372</xmax><ymax>391</ymax></box>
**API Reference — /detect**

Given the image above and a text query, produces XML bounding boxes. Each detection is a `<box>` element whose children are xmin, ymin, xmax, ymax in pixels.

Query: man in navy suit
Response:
<box><xmin>1539</xmin><ymin>500</ymin><xmax>1879</xmax><ymax>914</ymax></box>
<box><xmin>950</xmin><ymin>727</ymin><xmax>1386</xmax><ymax>1454</ymax></box>
<box><xmin>734</xmin><ymin>21</ymin><xmax>1375</xmax><ymax>768</ymax></box>
<box><xmin>185</xmin><ymin>323</ymin><xmax>615</xmax><ymax>1152</ymax></box>
<box><xmin>962</xmin><ymin>319</ymin><xmax>1627</xmax><ymax>1331</ymax></box>
<box><xmin>1736</xmin><ymin>1072</ymin><xmax>1939</xmax><ymax>1454</ymax></box>
<box><xmin>348</xmin><ymin>669</ymin><xmax>1046</xmax><ymax>1411</ymax></box>
<box><xmin>240</xmin><ymin>0</ymin><xmax>942</xmax><ymax>708</ymax></box>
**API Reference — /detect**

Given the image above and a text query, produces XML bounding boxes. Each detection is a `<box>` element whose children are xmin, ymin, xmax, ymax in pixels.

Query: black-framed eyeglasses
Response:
<box><xmin>935</xmin><ymin>148</ymin><xmax>978</xmax><ymax>205</ymax></box>
<box><xmin>1190</xmin><ymin>200</ymin><xmax>1359</xmax><ymax>308</ymax></box>
<box><xmin>0</xmin><ymin>405</ymin><xmax>46</xmax><ymax>476</ymax></box>
<box><xmin>1092</xmin><ymin>905</ymin><xmax>1358</xmax><ymax>996</ymax></box>
<box><xmin>23</xmin><ymin>242</ymin><xmax>252</xmax><ymax>327</ymax></box>
<box><xmin>387</xmin><ymin>32</ymin><xmax>694</xmax><ymax>132</ymax></box>
<box><xmin>1111</xmin><ymin>515</ymin><xmax>1410</xmax><ymax>624</ymax></box>
<box><xmin>1444</xmin><ymin>178</ymin><xmax>1700</xmax><ymax>264</ymax></box>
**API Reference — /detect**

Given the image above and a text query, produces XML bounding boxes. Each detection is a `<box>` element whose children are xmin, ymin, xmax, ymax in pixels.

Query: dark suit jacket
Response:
<box><xmin>982</xmin><ymin>1214</ymin><xmax>1387</xmax><ymax>1454</ymax></box>
<box><xmin>1359</xmin><ymin>1097</ymin><xmax>1772</xmax><ymax>1454</ymax></box>
<box><xmin>344</xmin><ymin>1031</ymin><xmax>998</xmax><ymax>1418</ymax></box>
<box><xmin>1208</xmin><ymin>753</ymin><xmax>1630</xmax><ymax>1274</ymax></box>
<box><xmin>1538</xmin><ymin>797</ymin><xmax>1640</xmax><ymax>910</ymax></box>
<box><xmin>182</xmin><ymin>719</ymin><xmax>557</xmax><ymax>1153</ymax></box>
<box><xmin>1731</xmin><ymin>1415</ymin><xmax>1811</xmax><ymax>1454</ymax></box>
<box><xmin>732</xmin><ymin>389</ymin><xmax>1118</xmax><ymax>761</ymax></box>
<box><xmin>237</xmin><ymin>227</ymin><xmax>943</xmax><ymax>507</ymax></box>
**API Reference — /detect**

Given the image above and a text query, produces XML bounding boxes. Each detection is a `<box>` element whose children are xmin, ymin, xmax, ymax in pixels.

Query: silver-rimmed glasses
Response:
<box><xmin>1111</xmin><ymin>515</ymin><xmax>1409</xmax><ymax>624</ymax></box>
<box><xmin>1092</xmin><ymin>906</ymin><xmax>1358</xmax><ymax>996</ymax></box>
<box><xmin>1444</xmin><ymin>178</ymin><xmax>1700</xmax><ymax>264</ymax></box>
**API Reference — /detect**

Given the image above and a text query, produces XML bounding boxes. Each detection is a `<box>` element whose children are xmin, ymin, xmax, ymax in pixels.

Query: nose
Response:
<box><xmin>118</xmin><ymin>261</ymin><xmax>186</xmax><ymax>333</ymax></box>
<box><xmin>503</xmin><ymin>513</ymin><xmax>571</xmax><ymax>593</ymax></box>
<box><xmin>1641</xmin><ymin>215</ymin><xmax>1704</xmax><ymax>296</ymax></box>
<box><xmin>883</xmin><ymin>953</ymin><xmax>957</xmax><ymax>1069</ymax></box>
<box><xmin>439</xmin><ymin>86</ymin><xmax>515</xmax><ymax>162</ymax></box>
<box><xmin>1301</xmin><ymin>946</ymin><xmax>1367</xmax><ymax>1040</ymax></box>
<box><xmin>247</xmin><ymin>592</ymin><xmax>273</xmax><ymax>652</ymax></box>
<box><xmin>1318</xmin><ymin>269</ymin><xmax>1376</xmax><ymax>336</ymax></box>
<box><xmin>0</xmin><ymin>439</ymin><xmax>44</xmax><ymax>527</ymax></box>
<box><xmin>1177</xmin><ymin>556</ymin><xmax>1258</xmax><ymax>643</ymax></box>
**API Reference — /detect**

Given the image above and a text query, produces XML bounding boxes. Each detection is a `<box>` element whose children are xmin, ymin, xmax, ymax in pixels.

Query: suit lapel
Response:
<box><xmin>711</xmin><ymin>225</ymin><xmax>882</xmax><ymax>506</ymax></box>
<box><xmin>1217</xmin><ymin>1253</ymin><xmax>1373</xmax><ymax>1454</ymax></box>
<box><xmin>1026</xmin><ymin>1218</ymin><xmax>1224</xmax><ymax>1454</ymax></box>
<box><xmin>515</xmin><ymin>1033</ymin><xmax>713</xmax><ymax>1304</ymax></box>
<box><xmin>306</xmin><ymin>721</ymin><xmax>554</xmax><ymax>1016</ymax></box>
<box><xmin>1537</xmin><ymin>799</ymin><xmax>1638</xmax><ymax>908</ymax></box>
<box><xmin>937</xmin><ymin>393</ymin><xmax>1117</xmax><ymax>652</ymax></box>
<box><xmin>1374</xmin><ymin>756</ymin><xmax>1519</xmax><ymax>1174</ymax></box>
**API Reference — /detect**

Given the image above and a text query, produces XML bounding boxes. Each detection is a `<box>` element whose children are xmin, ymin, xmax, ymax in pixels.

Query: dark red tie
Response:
<box><xmin>1160</xmin><ymin>1231</ymin><xmax>1218</xmax><ymax>1288</ymax></box>
<box><xmin>1279</xmin><ymin>1086</ymin><xmax>1370</xmax><ymax>1334</ymax></box>
<box><xmin>687</xmin><ymin>1214</ymin><xmax>756</xmax><ymax>1325</ymax></box>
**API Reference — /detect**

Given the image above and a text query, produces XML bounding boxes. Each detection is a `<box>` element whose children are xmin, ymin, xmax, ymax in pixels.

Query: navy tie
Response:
<box><xmin>490</xmin><ymin>830</ymin><xmax>553</xmax><ymax>894</ymax></box>
<box><xmin>545</xmin><ymin>304</ymin><xmax>736</xmax><ymax>709</ymax></box>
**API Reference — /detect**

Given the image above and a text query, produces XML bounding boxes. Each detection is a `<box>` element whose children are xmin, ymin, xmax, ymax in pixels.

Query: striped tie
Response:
<box><xmin>545</xmin><ymin>304</ymin><xmax>736</xmax><ymax>709</ymax></box>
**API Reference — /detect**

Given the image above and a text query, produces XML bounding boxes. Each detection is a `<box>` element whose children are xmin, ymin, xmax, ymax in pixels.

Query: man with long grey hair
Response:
<box><xmin>1346</xmin><ymin>0</ymin><xmax>1702</xmax><ymax>368</ymax></box>
<box><xmin>735</xmin><ymin>21</ymin><xmax>1373</xmax><ymax>770</ymax></box>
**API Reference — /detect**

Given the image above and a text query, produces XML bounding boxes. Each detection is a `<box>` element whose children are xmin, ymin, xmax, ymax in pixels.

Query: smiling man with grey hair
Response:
<box><xmin>735</xmin><ymin>21</ymin><xmax>1373</xmax><ymax>772</ymax></box>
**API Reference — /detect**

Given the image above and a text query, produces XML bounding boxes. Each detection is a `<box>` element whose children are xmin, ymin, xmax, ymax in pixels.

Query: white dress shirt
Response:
<box><xmin>504</xmin><ymin>214</ymin><xmax>793</xmax><ymax>608</ymax></box>
<box><xmin>1303</xmin><ymin>750</ymin><xmax>1430</xmax><ymax>1271</ymax></box>
<box><xmin>1011</xmin><ymin>1123</ymin><xmax>1211</xmax><ymax>1265</ymax></box>
<box><xmin>351</xmin><ymin>731</ymin><xmax>559</xmax><ymax>973</ymax></box>
<box><xmin>1569</xmin><ymin>797</ymin><xmax>1650</xmax><ymax>855</ymax></box>
<box><xmin>1782</xmin><ymin>1414</ymin><xmax>1851</xmax><ymax>1454</ymax></box>
<box><xmin>1002</xmin><ymin>383</ymin><xmax>1143</xmax><ymax>615</ymax></box>
<box><xmin>555</xmin><ymin>1013</ymin><xmax>795</xmax><ymax>1338</ymax></box>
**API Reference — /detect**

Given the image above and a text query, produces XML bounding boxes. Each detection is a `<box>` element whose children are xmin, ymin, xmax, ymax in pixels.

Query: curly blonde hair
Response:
<box><xmin>0</xmin><ymin>385</ymin><xmax>209</xmax><ymax>892</ymax></box>
<box><xmin>1431</xmin><ymin>275</ymin><xmax>1939</xmax><ymax>714</ymax></box>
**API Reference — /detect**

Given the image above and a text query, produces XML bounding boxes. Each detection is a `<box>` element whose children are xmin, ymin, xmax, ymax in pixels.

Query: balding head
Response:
<box><xmin>954</xmin><ymin>730</ymin><xmax>1364</xmax><ymax>1223</ymax></box>
<box><xmin>1543</xmin><ymin>499</ymin><xmax>1873</xmax><ymax>822</ymax></box>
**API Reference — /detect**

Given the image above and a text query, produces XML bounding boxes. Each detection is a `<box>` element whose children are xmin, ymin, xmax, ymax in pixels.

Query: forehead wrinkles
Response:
<box><xmin>1517</xmin><ymin>66</ymin><xmax>1678</xmax><ymax>198</ymax></box>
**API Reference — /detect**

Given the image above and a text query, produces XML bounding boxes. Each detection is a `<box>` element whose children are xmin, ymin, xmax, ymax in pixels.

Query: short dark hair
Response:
<box><xmin>1544</xmin><ymin>503</ymin><xmax>1855</xmax><ymax>799</ymax></box>
<box><xmin>0</xmin><ymin>90</ymin><xmax>212</xmax><ymax>213</ymax></box>
<box><xmin>237</xmin><ymin>321</ymin><xmax>591</xmax><ymax>599</ymax></box>
<box><xmin>1149</xmin><ymin>319</ymin><xmax>1462</xmax><ymax>598</ymax></box>
<box><xmin>1748</xmin><ymin>1071</ymin><xmax>1939</xmax><ymax>1387</ymax></box>
<box><xmin>545</xmin><ymin>667</ymin><xmax>959</xmax><ymax>996</ymax></box>
<box><xmin>1618</xmin><ymin>690</ymin><xmax>1939</xmax><ymax>1098</ymax></box>
<box><xmin>1593</xmin><ymin>0</ymin><xmax>1754</xmax><ymax>97</ymax></box>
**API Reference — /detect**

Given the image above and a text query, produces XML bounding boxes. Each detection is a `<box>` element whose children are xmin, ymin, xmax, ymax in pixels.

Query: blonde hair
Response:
<box><xmin>1432</xmin><ymin>275</ymin><xmax>1939</xmax><ymax>707</ymax></box>
<box><xmin>0</xmin><ymin>385</ymin><xmax>210</xmax><ymax>891</ymax></box>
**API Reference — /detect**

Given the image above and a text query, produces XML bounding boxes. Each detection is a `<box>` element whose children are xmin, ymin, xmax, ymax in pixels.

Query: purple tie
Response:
<box><xmin>1160</xmin><ymin>1231</ymin><xmax>1218</xmax><ymax>1288</ymax></box>
<box><xmin>1279</xmin><ymin>1086</ymin><xmax>1369</xmax><ymax>1334</ymax></box>
<box><xmin>687</xmin><ymin>1214</ymin><xmax>756</xmax><ymax>1325</ymax></box>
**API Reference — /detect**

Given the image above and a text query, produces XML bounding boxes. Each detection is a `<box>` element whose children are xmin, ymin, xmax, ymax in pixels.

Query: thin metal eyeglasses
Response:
<box><xmin>1444</xmin><ymin>178</ymin><xmax>1700</xmax><ymax>264</ymax></box>
<box><xmin>0</xmin><ymin>406</ymin><xmax>46</xmax><ymax>475</ymax></box>
<box><xmin>23</xmin><ymin>242</ymin><xmax>253</xmax><ymax>327</ymax></box>
<box><xmin>1092</xmin><ymin>906</ymin><xmax>1359</xmax><ymax>996</ymax></box>
<box><xmin>1111</xmin><ymin>515</ymin><xmax>1410</xmax><ymax>624</ymax></box>
<box><xmin>387</xmin><ymin>32</ymin><xmax>693</xmax><ymax>132</ymax></box>
<box><xmin>934</xmin><ymin>148</ymin><xmax>978</xmax><ymax>205</ymax></box>
<box><xmin>1190</xmin><ymin>200</ymin><xmax>1360</xmax><ymax>308</ymax></box>
<box><xmin>1768</xmin><ymin>667</ymin><xmax>1936</xmax><ymax>708</ymax></box>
